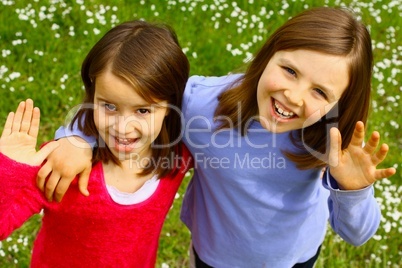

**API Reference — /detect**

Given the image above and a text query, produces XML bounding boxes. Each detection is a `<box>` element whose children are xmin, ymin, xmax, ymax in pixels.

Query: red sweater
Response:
<box><xmin>0</xmin><ymin>145</ymin><xmax>192</xmax><ymax>268</ymax></box>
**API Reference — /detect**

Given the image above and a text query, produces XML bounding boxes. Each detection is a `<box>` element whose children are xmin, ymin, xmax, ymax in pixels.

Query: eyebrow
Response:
<box><xmin>95</xmin><ymin>95</ymin><xmax>152</xmax><ymax>108</ymax></box>
<box><xmin>278</xmin><ymin>57</ymin><xmax>337</xmax><ymax>100</ymax></box>
<box><xmin>96</xmin><ymin>95</ymin><xmax>170</xmax><ymax>112</ymax></box>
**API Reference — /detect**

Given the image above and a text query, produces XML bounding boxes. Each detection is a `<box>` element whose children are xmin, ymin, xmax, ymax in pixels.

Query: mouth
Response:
<box><xmin>112</xmin><ymin>136</ymin><xmax>140</xmax><ymax>152</ymax></box>
<box><xmin>115</xmin><ymin>137</ymin><xmax>138</xmax><ymax>145</ymax></box>
<box><xmin>272</xmin><ymin>98</ymin><xmax>297</xmax><ymax>120</ymax></box>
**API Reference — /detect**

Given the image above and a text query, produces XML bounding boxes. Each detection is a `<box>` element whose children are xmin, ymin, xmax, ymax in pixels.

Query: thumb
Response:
<box><xmin>78</xmin><ymin>166</ymin><xmax>91</xmax><ymax>196</ymax></box>
<box><xmin>329</xmin><ymin>127</ymin><xmax>341</xmax><ymax>167</ymax></box>
<box><xmin>35</xmin><ymin>141</ymin><xmax>60</xmax><ymax>165</ymax></box>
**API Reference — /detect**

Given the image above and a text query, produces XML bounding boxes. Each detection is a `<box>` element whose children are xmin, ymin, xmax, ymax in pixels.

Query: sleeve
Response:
<box><xmin>181</xmin><ymin>75</ymin><xmax>204</xmax><ymax>119</ymax></box>
<box><xmin>182</xmin><ymin>74</ymin><xmax>243</xmax><ymax>120</ymax></box>
<box><xmin>323</xmin><ymin>169</ymin><xmax>381</xmax><ymax>246</ymax></box>
<box><xmin>55</xmin><ymin>119</ymin><xmax>97</xmax><ymax>148</ymax></box>
<box><xmin>181</xmin><ymin>143</ymin><xmax>194</xmax><ymax>170</ymax></box>
<box><xmin>0</xmin><ymin>153</ymin><xmax>46</xmax><ymax>240</ymax></box>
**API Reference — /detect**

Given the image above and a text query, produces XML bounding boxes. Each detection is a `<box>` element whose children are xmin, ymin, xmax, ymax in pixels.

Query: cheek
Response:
<box><xmin>93</xmin><ymin>110</ymin><xmax>110</xmax><ymax>130</ymax></box>
<box><xmin>304</xmin><ymin>102</ymin><xmax>337</xmax><ymax>126</ymax></box>
<box><xmin>261</xmin><ymin>64</ymin><xmax>283</xmax><ymax>88</ymax></box>
<box><xmin>148</xmin><ymin>115</ymin><xmax>166</xmax><ymax>139</ymax></box>
<box><xmin>259</xmin><ymin>76</ymin><xmax>282</xmax><ymax>99</ymax></box>
<box><xmin>303</xmin><ymin>109</ymin><xmax>323</xmax><ymax>127</ymax></box>
<box><xmin>152</xmin><ymin>117</ymin><xmax>164</xmax><ymax>133</ymax></box>
<box><xmin>93</xmin><ymin>110</ymin><xmax>100</xmax><ymax>128</ymax></box>
<box><xmin>257</xmin><ymin>80</ymin><xmax>274</xmax><ymax>106</ymax></box>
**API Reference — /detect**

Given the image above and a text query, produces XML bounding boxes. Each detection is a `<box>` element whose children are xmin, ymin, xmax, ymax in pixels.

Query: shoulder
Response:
<box><xmin>183</xmin><ymin>74</ymin><xmax>243</xmax><ymax>112</ymax></box>
<box><xmin>161</xmin><ymin>143</ymin><xmax>192</xmax><ymax>182</ymax></box>
<box><xmin>185</xmin><ymin>74</ymin><xmax>243</xmax><ymax>95</ymax></box>
<box><xmin>179</xmin><ymin>143</ymin><xmax>192</xmax><ymax>161</ymax></box>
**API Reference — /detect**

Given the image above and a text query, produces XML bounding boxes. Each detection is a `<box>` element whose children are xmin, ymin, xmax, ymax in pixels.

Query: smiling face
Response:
<box><xmin>256</xmin><ymin>49</ymin><xmax>350</xmax><ymax>133</ymax></box>
<box><xmin>93</xmin><ymin>70</ymin><xmax>169</xmax><ymax>162</ymax></box>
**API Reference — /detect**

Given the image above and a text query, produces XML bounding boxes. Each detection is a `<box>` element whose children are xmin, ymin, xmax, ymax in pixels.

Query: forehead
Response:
<box><xmin>94</xmin><ymin>71</ymin><xmax>150</xmax><ymax>105</ymax></box>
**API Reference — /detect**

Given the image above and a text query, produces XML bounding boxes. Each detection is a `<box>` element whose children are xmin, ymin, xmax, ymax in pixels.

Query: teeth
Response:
<box><xmin>116</xmin><ymin>138</ymin><xmax>136</xmax><ymax>145</ymax></box>
<box><xmin>274</xmin><ymin>101</ymin><xmax>294</xmax><ymax>118</ymax></box>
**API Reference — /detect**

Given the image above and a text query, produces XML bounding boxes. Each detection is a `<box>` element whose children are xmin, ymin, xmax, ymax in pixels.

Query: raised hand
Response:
<box><xmin>328</xmin><ymin>121</ymin><xmax>396</xmax><ymax>190</ymax></box>
<box><xmin>0</xmin><ymin>99</ymin><xmax>59</xmax><ymax>166</ymax></box>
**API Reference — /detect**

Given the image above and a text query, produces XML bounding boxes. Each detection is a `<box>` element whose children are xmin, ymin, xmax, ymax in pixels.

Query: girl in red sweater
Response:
<box><xmin>0</xmin><ymin>20</ymin><xmax>191</xmax><ymax>267</ymax></box>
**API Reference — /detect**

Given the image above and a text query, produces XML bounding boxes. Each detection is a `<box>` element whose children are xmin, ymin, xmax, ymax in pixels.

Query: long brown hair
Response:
<box><xmin>71</xmin><ymin>20</ymin><xmax>190</xmax><ymax>177</ymax></box>
<box><xmin>215</xmin><ymin>7</ymin><xmax>373</xmax><ymax>169</ymax></box>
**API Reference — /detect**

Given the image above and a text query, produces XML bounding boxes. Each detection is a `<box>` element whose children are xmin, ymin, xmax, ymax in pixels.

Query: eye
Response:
<box><xmin>104</xmin><ymin>103</ymin><xmax>117</xmax><ymax>111</ymax></box>
<box><xmin>137</xmin><ymin>108</ymin><xmax>150</xmax><ymax>115</ymax></box>
<box><xmin>314</xmin><ymin>88</ymin><xmax>327</xmax><ymax>99</ymax></box>
<box><xmin>283</xmin><ymin>67</ymin><xmax>296</xmax><ymax>77</ymax></box>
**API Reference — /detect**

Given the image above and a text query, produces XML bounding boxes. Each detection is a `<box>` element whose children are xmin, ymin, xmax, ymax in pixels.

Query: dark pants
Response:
<box><xmin>193</xmin><ymin>246</ymin><xmax>321</xmax><ymax>268</ymax></box>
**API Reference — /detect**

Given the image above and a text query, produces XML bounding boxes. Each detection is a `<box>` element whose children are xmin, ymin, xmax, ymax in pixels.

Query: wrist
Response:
<box><xmin>58</xmin><ymin>136</ymin><xmax>93</xmax><ymax>152</ymax></box>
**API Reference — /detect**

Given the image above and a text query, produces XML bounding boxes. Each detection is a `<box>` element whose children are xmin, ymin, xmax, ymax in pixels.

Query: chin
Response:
<box><xmin>260</xmin><ymin>120</ymin><xmax>282</xmax><ymax>133</ymax></box>
<box><xmin>268</xmin><ymin>126</ymin><xmax>292</xmax><ymax>133</ymax></box>
<box><xmin>264</xmin><ymin>120</ymin><xmax>301</xmax><ymax>133</ymax></box>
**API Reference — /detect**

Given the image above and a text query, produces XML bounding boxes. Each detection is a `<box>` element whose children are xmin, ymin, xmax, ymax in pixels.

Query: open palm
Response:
<box><xmin>0</xmin><ymin>99</ymin><xmax>58</xmax><ymax>166</ymax></box>
<box><xmin>328</xmin><ymin>121</ymin><xmax>396</xmax><ymax>190</ymax></box>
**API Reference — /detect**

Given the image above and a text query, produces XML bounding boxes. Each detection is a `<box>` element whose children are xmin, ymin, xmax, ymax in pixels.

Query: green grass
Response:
<box><xmin>0</xmin><ymin>0</ymin><xmax>401</xmax><ymax>267</ymax></box>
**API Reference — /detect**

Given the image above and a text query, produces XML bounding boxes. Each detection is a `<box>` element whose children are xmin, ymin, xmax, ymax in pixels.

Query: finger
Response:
<box><xmin>349</xmin><ymin>121</ymin><xmax>365</xmax><ymax>147</ymax></box>
<box><xmin>78</xmin><ymin>167</ymin><xmax>91</xmax><ymax>197</ymax></box>
<box><xmin>45</xmin><ymin>172</ymin><xmax>62</xmax><ymax>202</ymax></box>
<box><xmin>373</xmin><ymin>167</ymin><xmax>397</xmax><ymax>180</ymax></box>
<box><xmin>35</xmin><ymin>141</ymin><xmax>60</xmax><ymax>165</ymax></box>
<box><xmin>363</xmin><ymin>131</ymin><xmax>380</xmax><ymax>155</ymax></box>
<box><xmin>328</xmin><ymin>127</ymin><xmax>342</xmax><ymax>167</ymax></box>
<box><xmin>37</xmin><ymin>162</ymin><xmax>53</xmax><ymax>192</ymax></box>
<box><xmin>28</xmin><ymin>107</ymin><xmax>41</xmax><ymax>138</ymax></box>
<box><xmin>371</xmin><ymin>143</ymin><xmax>389</xmax><ymax>166</ymax></box>
<box><xmin>54</xmin><ymin>177</ymin><xmax>75</xmax><ymax>202</ymax></box>
<box><xmin>11</xmin><ymin>101</ymin><xmax>26</xmax><ymax>132</ymax></box>
<box><xmin>1</xmin><ymin>112</ymin><xmax>15</xmax><ymax>138</ymax></box>
<box><xmin>20</xmin><ymin>99</ymin><xmax>34</xmax><ymax>133</ymax></box>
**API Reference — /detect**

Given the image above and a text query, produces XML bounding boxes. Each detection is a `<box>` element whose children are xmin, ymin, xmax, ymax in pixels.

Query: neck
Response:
<box><xmin>103</xmin><ymin>158</ymin><xmax>155</xmax><ymax>193</ymax></box>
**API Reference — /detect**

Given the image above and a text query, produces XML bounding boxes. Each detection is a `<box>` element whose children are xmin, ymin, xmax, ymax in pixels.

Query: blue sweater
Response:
<box><xmin>179</xmin><ymin>75</ymin><xmax>380</xmax><ymax>267</ymax></box>
<box><xmin>56</xmin><ymin>74</ymin><xmax>381</xmax><ymax>267</ymax></box>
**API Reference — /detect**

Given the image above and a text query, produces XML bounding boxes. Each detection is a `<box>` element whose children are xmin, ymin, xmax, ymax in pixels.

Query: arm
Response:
<box><xmin>323</xmin><ymin>170</ymin><xmax>380</xmax><ymax>246</ymax></box>
<box><xmin>326</xmin><ymin>121</ymin><xmax>396</xmax><ymax>245</ymax></box>
<box><xmin>37</xmin><ymin>134</ymin><xmax>93</xmax><ymax>202</ymax></box>
<box><xmin>37</xmin><ymin>116</ymin><xmax>95</xmax><ymax>202</ymax></box>
<box><xmin>0</xmin><ymin>153</ymin><xmax>46</xmax><ymax>239</ymax></box>
<box><xmin>0</xmin><ymin>99</ymin><xmax>58</xmax><ymax>239</ymax></box>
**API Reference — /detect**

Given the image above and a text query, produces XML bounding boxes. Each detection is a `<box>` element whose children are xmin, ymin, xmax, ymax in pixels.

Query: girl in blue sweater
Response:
<box><xmin>39</xmin><ymin>7</ymin><xmax>395</xmax><ymax>267</ymax></box>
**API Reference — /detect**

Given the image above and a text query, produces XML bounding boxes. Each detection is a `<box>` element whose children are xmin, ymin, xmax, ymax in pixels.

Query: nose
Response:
<box><xmin>112</xmin><ymin>115</ymin><xmax>138</xmax><ymax>134</ymax></box>
<box><xmin>284</xmin><ymin>89</ymin><xmax>304</xmax><ymax>107</ymax></box>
